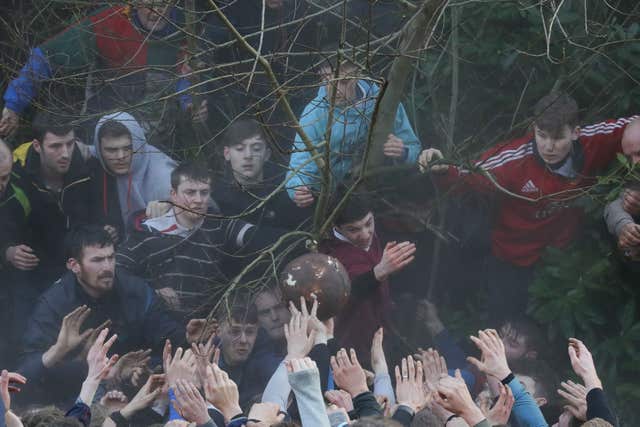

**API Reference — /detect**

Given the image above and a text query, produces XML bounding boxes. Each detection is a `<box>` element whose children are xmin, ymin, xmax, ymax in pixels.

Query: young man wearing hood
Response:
<box><xmin>89</xmin><ymin>111</ymin><xmax>176</xmax><ymax>240</ymax></box>
<box><xmin>286</xmin><ymin>57</ymin><xmax>423</xmax><ymax>208</ymax></box>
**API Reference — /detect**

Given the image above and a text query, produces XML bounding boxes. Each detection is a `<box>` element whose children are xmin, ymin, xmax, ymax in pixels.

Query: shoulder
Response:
<box><xmin>475</xmin><ymin>135</ymin><xmax>535</xmax><ymax>172</ymax></box>
<box><xmin>114</xmin><ymin>269</ymin><xmax>154</xmax><ymax>302</ymax></box>
<box><xmin>36</xmin><ymin>272</ymin><xmax>77</xmax><ymax>315</ymax></box>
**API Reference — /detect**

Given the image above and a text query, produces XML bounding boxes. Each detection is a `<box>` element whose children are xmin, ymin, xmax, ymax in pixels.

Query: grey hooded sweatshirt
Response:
<box><xmin>93</xmin><ymin>111</ymin><xmax>176</xmax><ymax>230</ymax></box>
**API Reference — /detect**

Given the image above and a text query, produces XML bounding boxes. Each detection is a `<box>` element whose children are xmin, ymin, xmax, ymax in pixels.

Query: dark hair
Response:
<box><xmin>533</xmin><ymin>92</ymin><xmax>579</xmax><ymax>137</ymax></box>
<box><xmin>21</xmin><ymin>406</ymin><xmax>83</xmax><ymax>427</ymax></box>
<box><xmin>32</xmin><ymin>111</ymin><xmax>74</xmax><ymax>144</ymax></box>
<box><xmin>333</xmin><ymin>192</ymin><xmax>373</xmax><ymax>227</ymax></box>
<box><xmin>502</xmin><ymin>317</ymin><xmax>544</xmax><ymax>356</ymax></box>
<box><xmin>215</xmin><ymin>293</ymin><xmax>258</xmax><ymax>325</ymax></box>
<box><xmin>222</xmin><ymin>118</ymin><xmax>267</xmax><ymax>148</ymax></box>
<box><xmin>317</xmin><ymin>44</ymin><xmax>358</xmax><ymax>74</ymax></box>
<box><xmin>170</xmin><ymin>161</ymin><xmax>211</xmax><ymax>190</ymax></box>
<box><xmin>64</xmin><ymin>224</ymin><xmax>114</xmax><ymax>261</ymax></box>
<box><xmin>98</xmin><ymin>120</ymin><xmax>131</xmax><ymax>143</ymax></box>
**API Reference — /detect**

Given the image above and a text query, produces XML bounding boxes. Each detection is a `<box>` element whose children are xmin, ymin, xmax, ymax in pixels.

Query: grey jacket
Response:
<box><xmin>604</xmin><ymin>194</ymin><xmax>635</xmax><ymax>237</ymax></box>
<box><xmin>288</xmin><ymin>366</ymin><xmax>331</xmax><ymax>427</ymax></box>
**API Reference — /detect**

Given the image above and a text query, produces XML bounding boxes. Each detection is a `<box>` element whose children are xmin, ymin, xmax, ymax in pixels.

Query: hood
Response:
<box><xmin>93</xmin><ymin>111</ymin><xmax>177</xmax><ymax>229</ymax></box>
<box><xmin>312</xmin><ymin>79</ymin><xmax>380</xmax><ymax>117</ymax></box>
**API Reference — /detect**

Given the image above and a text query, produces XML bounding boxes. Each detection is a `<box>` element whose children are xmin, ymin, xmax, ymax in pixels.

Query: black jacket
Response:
<box><xmin>87</xmin><ymin>157</ymin><xmax>125</xmax><ymax>240</ymax></box>
<box><xmin>19</xmin><ymin>143</ymin><xmax>93</xmax><ymax>281</ymax></box>
<box><xmin>18</xmin><ymin>269</ymin><xmax>185</xmax><ymax>404</ymax></box>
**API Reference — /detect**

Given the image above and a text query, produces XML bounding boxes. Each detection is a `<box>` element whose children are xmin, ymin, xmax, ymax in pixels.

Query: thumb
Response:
<box><xmin>565</xmin><ymin>405</ymin><xmax>581</xmax><ymax>420</ymax></box>
<box><xmin>466</xmin><ymin>356</ymin><xmax>484</xmax><ymax>371</ymax></box>
<box><xmin>80</xmin><ymin>328</ymin><xmax>95</xmax><ymax>341</ymax></box>
<box><xmin>454</xmin><ymin>369</ymin><xmax>462</xmax><ymax>380</ymax></box>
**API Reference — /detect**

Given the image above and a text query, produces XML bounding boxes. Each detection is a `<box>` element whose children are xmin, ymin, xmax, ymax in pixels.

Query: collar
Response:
<box><xmin>143</xmin><ymin>208</ymin><xmax>198</xmax><ymax>237</ymax></box>
<box><xmin>333</xmin><ymin>227</ymin><xmax>371</xmax><ymax>252</ymax></box>
<box><xmin>532</xmin><ymin>138</ymin><xmax>584</xmax><ymax>178</ymax></box>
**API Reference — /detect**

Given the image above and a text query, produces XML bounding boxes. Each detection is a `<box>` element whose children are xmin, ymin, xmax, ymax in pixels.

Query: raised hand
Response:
<box><xmin>623</xmin><ymin>188</ymin><xmax>640</xmax><ymax>216</ymax></box>
<box><xmin>164</xmin><ymin>347</ymin><xmax>196</xmax><ymax>389</ymax></box>
<box><xmin>100</xmin><ymin>390</ymin><xmax>129</xmax><ymax>413</ymax></box>
<box><xmin>293</xmin><ymin>186</ymin><xmax>314</xmax><ymax>208</ymax></box>
<box><xmin>331</xmin><ymin>348</ymin><xmax>368</xmax><ymax>398</ymax></box>
<box><xmin>0</xmin><ymin>107</ymin><xmax>19</xmax><ymax>137</ymax></box>
<box><xmin>108</xmin><ymin>348</ymin><xmax>151</xmax><ymax>385</ymax></box>
<box><xmin>416</xmin><ymin>348</ymin><xmax>447</xmax><ymax>392</ymax></box>
<box><xmin>285</xmin><ymin>356</ymin><xmax>318</xmax><ymax>374</ymax></box>
<box><xmin>120</xmin><ymin>374</ymin><xmax>165</xmax><ymax>419</ymax></box>
<box><xmin>284</xmin><ymin>298</ymin><xmax>316</xmax><ymax>359</ymax></box>
<box><xmin>0</xmin><ymin>370</ymin><xmax>27</xmax><ymax>412</ymax></box>
<box><xmin>191</xmin><ymin>333</ymin><xmax>220</xmax><ymax>385</ymax></box>
<box><xmin>435</xmin><ymin>369</ymin><xmax>485</xmax><ymax>426</ymax></box>
<box><xmin>467</xmin><ymin>329</ymin><xmax>511</xmax><ymax>380</ymax></box>
<box><xmin>395</xmin><ymin>355</ymin><xmax>429</xmax><ymax>412</ymax></box>
<box><xmin>383</xmin><ymin>133</ymin><xmax>406</xmax><ymax>158</ymax></box>
<box><xmin>203</xmin><ymin>364</ymin><xmax>242</xmax><ymax>422</ymax></box>
<box><xmin>185</xmin><ymin>318</ymin><xmax>218</xmax><ymax>344</ymax></box>
<box><xmin>567</xmin><ymin>338</ymin><xmax>601</xmax><ymax>390</ymax></box>
<box><xmin>557</xmin><ymin>380</ymin><xmax>587</xmax><ymax>421</ymax></box>
<box><xmin>480</xmin><ymin>382</ymin><xmax>514</xmax><ymax>426</ymax></box>
<box><xmin>85</xmin><ymin>328</ymin><xmax>119</xmax><ymax>381</ymax></box>
<box><xmin>5</xmin><ymin>244</ymin><xmax>39</xmax><ymax>270</ymax></box>
<box><xmin>77</xmin><ymin>319</ymin><xmax>112</xmax><ymax>361</ymax></box>
<box><xmin>418</xmin><ymin>148</ymin><xmax>448</xmax><ymax>174</ymax></box>
<box><xmin>373</xmin><ymin>241</ymin><xmax>416</xmax><ymax>281</ymax></box>
<box><xmin>173</xmin><ymin>379</ymin><xmax>211</xmax><ymax>425</ymax></box>
<box><xmin>43</xmin><ymin>305</ymin><xmax>94</xmax><ymax>367</ymax></box>
<box><xmin>618</xmin><ymin>223</ymin><xmax>640</xmax><ymax>249</ymax></box>
<box><xmin>324</xmin><ymin>389</ymin><xmax>354</xmax><ymax>412</ymax></box>
<box><xmin>370</xmin><ymin>328</ymin><xmax>389</xmax><ymax>376</ymax></box>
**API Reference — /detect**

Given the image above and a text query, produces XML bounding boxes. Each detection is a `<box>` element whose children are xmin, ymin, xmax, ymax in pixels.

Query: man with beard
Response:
<box><xmin>18</xmin><ymin>225</ymin><xmax>210</xmax><ymax>405</ymax></box>
<box><xmin>117</xmin><ymin>161</ymin><xmax>286</xmax><ymax>318</ymax></box>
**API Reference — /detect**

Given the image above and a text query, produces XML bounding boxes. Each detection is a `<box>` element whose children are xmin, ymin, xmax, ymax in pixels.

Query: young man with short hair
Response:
<box><xmin>90</xmin><ymin>111</ymin><xmax>176</xmax><ymax>237</ymax></box>
<box><xmin>215</xmin><ymin>301</ymin><xmax>281</xmax><ymax>408</ymax></box>
<box><xmin>320</xmin><ymin>194</ymin><xmax>416</xmax><ymax>364</ymax></box>
<box><xmin>117</xmin><ymin>161</ymin><xmax>286</xmax><ymax>317</ymax></box>
<box><xmin>421</xmin><ymin>92</ymin><xmax>639</xmax><ymax>319</ymax></box>
<box><xmin>19</xmin><ymin>225</ymin><xmax>205</xmax><ymax>405</ymax></box>
<box><xmin>253</xmin><ymin>286</ymin><xmax>291</xmax><ymax>356</ymax></box>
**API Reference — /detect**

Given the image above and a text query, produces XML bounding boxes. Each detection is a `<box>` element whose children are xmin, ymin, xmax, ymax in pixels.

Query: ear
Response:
<box><xmin>571</xmin><ymin>126</ymin><xmax>580</xmax><ymax>140</ymax></box>
<box><xmin>169</xmin><ymin>188</ymin><xmax>177</xmax><ymax>203</ymax></box>
<box><xmin>535</xmin><ymin>397</ymin><xmax>547</xmax><ymax>407</ymax></box>
<box><xmin>32</xmin><ymin>140</ymin><xmax>41</xmax><ymax>154</ymax></box>
<box><xmin>67</xmin><ymin>258</ymin><xmax>81</xmax><ymax>274</ymax></box>
<box><xmin>223</xmin><ymin>146</ymin><xmax>231</xmax><ymax>161</ymax></box>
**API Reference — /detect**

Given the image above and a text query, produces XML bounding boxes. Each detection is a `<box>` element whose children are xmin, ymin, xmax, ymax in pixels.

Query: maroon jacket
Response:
<box><xmin>321</xmin><ymin>233</ymin><xmax>391</xmax><ymax>364</ymax></box>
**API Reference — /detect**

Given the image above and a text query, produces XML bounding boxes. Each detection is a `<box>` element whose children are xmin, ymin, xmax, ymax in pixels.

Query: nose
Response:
<box><xmin>61</xmin><ymin>144</ymin><xmax>72</xmax><ymax>159</ymax></box>
<box><xmin>269</xmin><ymin>308</ymin><xmax>279</xmax><ymax>321</ymax></box>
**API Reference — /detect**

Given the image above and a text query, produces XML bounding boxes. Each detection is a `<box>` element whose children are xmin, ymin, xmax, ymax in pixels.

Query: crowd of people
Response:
<box><xmin>0</xmin><ymin>0</ymin><xmax>639</xmax><ymax>426</ymax></box>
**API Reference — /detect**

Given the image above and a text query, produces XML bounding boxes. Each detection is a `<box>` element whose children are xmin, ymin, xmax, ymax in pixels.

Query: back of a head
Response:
<box><xmin>581</xmin><ymin>419</ymin><xmax>614</xmax><ymax>427</ymax></box>
<box><xmin>351</xmin><ymin>416</ymin><xmax>403</xmax><ymax>427</ymax></box>
<box><xmin>533</xmin><ymin>91</ymin><xmax>579</xmax><ymax>137</ymax></box>
<box><xmin>222</xmin><ymin>117</ymin><xmax>266</xmax><ymax>148</ymax></box>
<box><xmin>21</xmin><ymin>406</ymin><xmax>83</xmax><ymax>427</ymax></box>
<box><xmin>31</xmin><ymin>111</ymin><xmax>74</xmax><ymax>143</ymax></box>
<box><xmin>411</xmin><ymin>408</ymin><xmax>444</xmax><ymax>427</ymax></box>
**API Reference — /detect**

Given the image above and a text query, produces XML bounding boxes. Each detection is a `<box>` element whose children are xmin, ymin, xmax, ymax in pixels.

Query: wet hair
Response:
<box><xmin>222</xmin><ymin>118</ymin><xmax>267</xmax><ymax>148</ymax></box>
<box><xmin>170</xmin><ymin>161</ymin><xmax>211</xmax><ymax>189</ymax></box>
<box><xmin>21</xmin><ymin>406</ymin><xmax>83</xmax><ymax>427</ymax></box>
<box><xmin>333</xmin><ymin>190</ymin><xmax>374</xmax><ymax>227</ymax></box>
<box><xmin>215</xmin><ymin>293</ymin><xmax>258</xmax><ymax>325</ymax></box>
<box><xmin>410</xmin><ymin>408</ymin><xmax>442</xmax><ymax>427</ymax></box>
<box><xmin>533</xmin><ymin>92</ymin><xmax>579</xmax><ymax>138</ymax></box>
<box><xmin>97</xmin><ymin>120</ymin><xmax>131</xmax><ymax>143</ymax></box>
<box><xmin>32</xmin><ymin>111</ymin><xmax>74</xmax><ymax>144</ymax></box>
<box><xmin>351</xmin><ymin>417</ymin><xmax>403</xmax><ymax>427</ymax></box>
<box><xmin>64</xmin><ymin>224</ymin><xmax>114</xmax><ymax>261</ymax></box>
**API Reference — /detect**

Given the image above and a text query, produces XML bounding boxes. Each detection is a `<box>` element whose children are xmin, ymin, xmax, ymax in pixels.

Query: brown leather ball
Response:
<box><xmin>279</xmin><ymin>252</ymin><xmax>351</xmax><ymax>320</ymax></box>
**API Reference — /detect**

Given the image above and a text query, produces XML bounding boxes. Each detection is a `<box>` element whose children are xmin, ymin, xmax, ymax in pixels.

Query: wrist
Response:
<box><xmin>494</xmin><ymin>367</ymin><xmax>511</xmax><ymax>381</ymax></box>
<box><xmin>220</xmin><ymin>405</ymin><xmax>243</xmax><ymax>422</ymax></box>
<box><xmin>42</xmin><ymin>343</ymin><xmax>66</xmax><ymax>368</ymax></box>
<box><xmin>373</xmin><ymin>264</ymin><xmax>387</xmax><ymax>281</ymax></box>
<box><xmin>582</xmin><ymin>374</ymin><xmax>602</xmax><ymax>391</ymax></box>
<box><xmin>120</xmin><ymin>405</ymin><xmax>136</xmax><ymax>419</ymax></box>
<box><xmin>348</xmin><ymin>386</ymin><xmax>369</xmax><ymax>398</ymax></box>
<box><xmin>460</xmin><ymin>406</ymin><xmax>485</xmax><ymax>426</ymax></box>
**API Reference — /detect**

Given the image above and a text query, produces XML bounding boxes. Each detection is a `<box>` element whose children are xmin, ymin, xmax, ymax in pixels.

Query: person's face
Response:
<box><xmin>336</xmin><ymin>212</ymin><xmax>375</xmax><ymax>250</ymax></box>
<box><xmin>100</xmin><ymin>135</ymin><xmax>133</xmax><ymax>176</ymax></box>
<box><xmin>500</xmin><ymin>323</ymin><xmax>535</xmax><ymax>361</ymax></box>
<box><xmin>34</xmin><ymin>130</ymin><xmax>76</xmax><ymax>176</ymax></box>
<box><xmin>534</xmin><ymin>125</ymin><xmax>579</xmax><ymax>165</ymax></box>
<box><xmin>319</xmin><ymin>65</ymin><xmax>358</xmax><ymax>105</ymax></box>
<box><xmin>68</xmin><ymin>244</ymin><xmax>116</xmax><ymax>298</ymax></box>
<box><xmin>255</xmin><ymin>291</ymin><xmax>290</xmax><ymax>341</ymax></box>
<box><xmin>0</xmin><ymin>156</ymin><xmax>12</xmax><ymax>198</ymax></box>
<box><xmin>170</xmin><ymin>177</ymin><xmax>211</xmax><ymax>221</ymax></box>
<box><xmin>223</xmin><ymin>135</ymin><xmax>270</xmax><ymax>184</ymax></box>
<box><xmin>622</xmin><ymin>124</ymin><xmax>640</xmax><ymax>165</ymax></box>
<box><xmin>219</xmin><ymin>320</ymin><xmax>258</xmax><ymax>366</ymax></box>
<box><xmin>136</xmin><ymin>0</ymin><xmax>170</xmax><ymax>31</ymax></box>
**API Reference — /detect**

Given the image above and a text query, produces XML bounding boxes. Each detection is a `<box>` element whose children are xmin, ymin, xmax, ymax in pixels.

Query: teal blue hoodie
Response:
<box><xmin>286</xmin><ymin>79</ymin><xmax>421</xmax><ymax>198</ymax></box>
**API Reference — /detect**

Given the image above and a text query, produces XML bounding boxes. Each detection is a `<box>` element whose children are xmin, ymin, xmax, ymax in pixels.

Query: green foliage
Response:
<box><xmin>529</xmin><ymin>200</ymin><xmax>640</xmax><ymax>424</ymax></box>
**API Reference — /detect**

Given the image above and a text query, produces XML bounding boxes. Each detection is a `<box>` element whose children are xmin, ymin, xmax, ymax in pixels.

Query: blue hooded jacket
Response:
<box><xmin>286</xmin><ymin>79</ymin><xmax>421</xmax><ymax>198</ymax></box>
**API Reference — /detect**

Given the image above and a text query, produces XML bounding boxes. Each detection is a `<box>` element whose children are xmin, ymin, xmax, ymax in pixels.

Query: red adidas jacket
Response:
<box><xmin>437</xmin><ymin>116</ymin><xmax>639</xmax><ymax>266</ymax></box>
